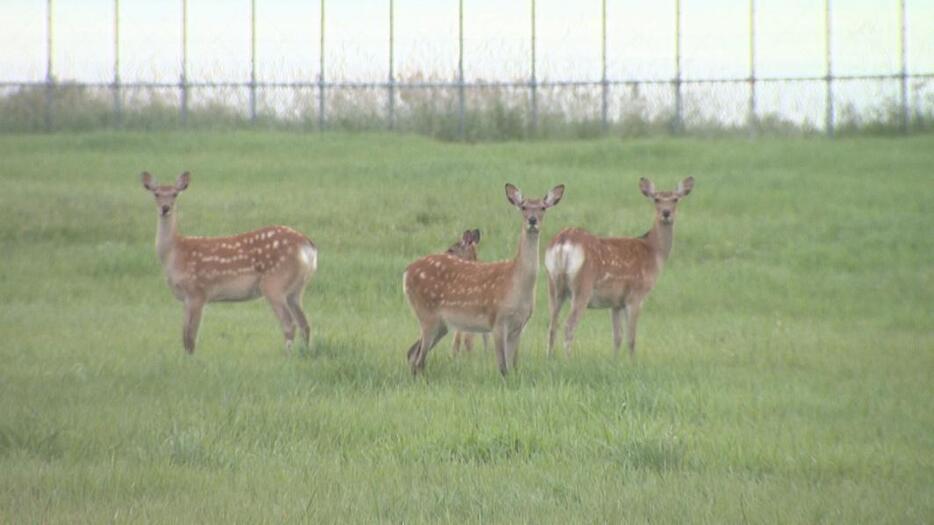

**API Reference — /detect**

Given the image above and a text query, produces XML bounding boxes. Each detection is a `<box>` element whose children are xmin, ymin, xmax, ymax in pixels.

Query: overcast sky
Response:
<box><xmin>2</xmin><ymin>0</ymin><xmax>932</xmax><ymax>84</ymax></box>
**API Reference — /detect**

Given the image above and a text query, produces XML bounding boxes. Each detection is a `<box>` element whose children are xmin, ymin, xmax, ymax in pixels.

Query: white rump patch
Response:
<box><xmin>299</xmin><ymin>244</ymin><xmax>318</xmax><ymax>271</ymax></box>
<box><xmin>544</xmin><ymin>242</ymin><xmax>585</xmax><ymax>280</ymax></box>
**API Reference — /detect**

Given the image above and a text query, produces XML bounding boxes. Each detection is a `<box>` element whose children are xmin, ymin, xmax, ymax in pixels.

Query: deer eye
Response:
<box><xmin>673</xmin><ymin>198</ymin><xmax>679</xmax><ymax>203</ymax></box>
<box><xmin>654</xmin><ymin>198</ymin><xmax>660</xmax><ymax>203</ymax></box>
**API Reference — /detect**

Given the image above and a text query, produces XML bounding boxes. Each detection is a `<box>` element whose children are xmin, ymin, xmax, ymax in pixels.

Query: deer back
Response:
<box><xmin>547</xmin><ymin>227</ymin><xmax>658</xmax><ymax>307</ymax></box>
<box><xmin>405</xmin><ymin>254</ymin><xmax>514</xmax><ymax>319</ymax></box>
<box><xmin>168</xmin><ymin>226</ymin><xmax>316</xmax><ymax>300</ymax></box>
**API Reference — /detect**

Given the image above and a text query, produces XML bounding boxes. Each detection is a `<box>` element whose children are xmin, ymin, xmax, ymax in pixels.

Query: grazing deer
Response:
<box><xmin>141</xmin><ymin>171</ymin><xmax>317</xmax><ymax>354</ymax></box>
<box><xmin>404</xmin><ymin>183</ymin><xmax>565</xmax><ymax>376</ymax></box>
<box><xmin>545</xmin><ymin>177</ymin><xmax>694</xmax><ymax>358</ymax></box>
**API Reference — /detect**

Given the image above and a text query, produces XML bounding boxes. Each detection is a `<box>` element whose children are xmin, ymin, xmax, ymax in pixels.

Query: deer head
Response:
<box><xmin>446</xmin><ymin>229</ymin><xmax>481</xmax><ymax>260</ymax></box>
<box><xmin>505</xmin><ymin>183</ymin><xmax>565</xmax><ymax>233</ymax></box>
<box><xmin>142</xmin><ymin>171</ymin><xmax>190</xmax><ymax>217</ymax></box>
<box><xmin>640</xmin><ymin>176</ymin><xmax>694</xmax><ymax>225</ymax></box>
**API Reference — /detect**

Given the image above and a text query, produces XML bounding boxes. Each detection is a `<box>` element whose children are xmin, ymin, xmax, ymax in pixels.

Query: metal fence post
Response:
<box><xmin>113</xmin><ymin>0</ymin><xmax>122</xmax><ymax>126</ymax></box>
<box><xmin>388</xmin><ymin>0</ymin><xmax>395</xmax><ymax>130</ymax></box>
<box><xmin>824</xmin><ymin>0</ymin><xmax>834</xmax><ymax>137</ymax></box>
<box><xmin>180</xmin><ymin>0</ymin><xmax>188</xmax><ymax>125</ymax></box>
<box><xmin>747</xmin><ymin>0</ymin><xmax>756</xmax><ymax>131</ymax></box>
<box><xmin>45</xmin><ymin>0</ymin><xmax>53</xmax><ymax>132</ymax></box>
<box><xmin>458</xmin><ymin>0</ymin><xmax>465</xmax><ymax>140</ymax></box>
<box><xmin>250</xmin><ymin>0</ymin><xmax>257</xmax><ymax>123</ymax></box>
<box><xmin>530</xmin><ymin>0</ymin><xmax>537</xmax><ymax>135</ymax></box>
<box><xmin>319</xmin><ymin>0</ymin><xmax>326</xmax><ymax>131</ymax></box>
<box><xmin>601</xmin><ymin>0</ymin><xmax>608</xmax><ymax>133</ymax></box>
<box><xmin>673</xmin><ymin>0</ymin><xmax>682</xmax><ymax>134</ymax></box>
<box><xmin>899</xmin><ymin>0</ymin><xmax>908</xmax><ymax>133</ymax></box>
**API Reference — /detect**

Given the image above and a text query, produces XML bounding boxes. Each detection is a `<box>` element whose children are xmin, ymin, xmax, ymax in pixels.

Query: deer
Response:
<box><xmin>544</xmin><ymin>177</ymin><xmax>694</xmax><ymax>359</ymax></box>
<box><xmin>141</xmin><ymin>171</ymin><xmax>317</xmax><ymax>355</ymax></box>
<box><xmin>444</xmin><ymin>229</ymin><xmax>489</xmax><ymax>355</ymax></box>
<box><xmin>404</xmin><ymin>229</ymin><xmax>490</xmax><ymax>358</ymax></box>
<box><xmin>404</xmin><ymin>183</ymin><xmax>565</xmax><ymax>376</ymax></box>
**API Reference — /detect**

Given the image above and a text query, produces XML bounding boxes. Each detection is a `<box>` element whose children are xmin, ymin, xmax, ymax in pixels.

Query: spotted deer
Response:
<box><xmin>404</xmin><ymin>183</ymin><xmax>565</xmax><ymax>376</ymax></box>
<box><xmin>545</xmin><ymin>177</ymin><xmax>693</xmax><ymax>358</ymax></box>
<box><xmin>404</xmin><ymin>229</ymin><xmax>489</xmax><ymax>359</ymax></box>
<box><xmin>444</xmin><ymin>229</ymin><xmax>489</xmax><ymax>355</ymax></box>
<box><xmin>141</xmin><ymin>171</ymin><xmax>317</xmax><ymax>354</ymax></box>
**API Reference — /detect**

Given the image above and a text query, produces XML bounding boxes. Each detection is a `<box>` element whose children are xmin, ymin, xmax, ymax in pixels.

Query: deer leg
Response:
<box><xmin>493</xmin><ymin>324</ymin><xmax>508</xmax><ymax>376</ymax></box>
<box><xmin>413</xmin><ymin>321</ymin><xmax>447</xmax><ymax>374</ymax></box>
<box><xmin>505</xmin><ymin>325</ymin><xmax>524</xmax><ymax>371</ymax></box>
<box><xmin>481</xmin><ymin>333</ymin><xmax>490</xmax><ymax>353</ymax></box>
<box><xmin>407</xmin><ymin>339</ymin><xmax>422</xmax><ymax>363</ymax></box>
<box><xmin>451</xmin><ymin>332</ymin><xmax>462</xmax><ymax>355</ymax></box>
<box><xmin>182</xmin><ymin>295</ymin><xmax>205</xmax><ymax>355</ymax></box>
<box><xmin>264</xmin><ymin>294</ymin><xmax>296</xmax><ymax>353</ymax></box>
<box><xmin>625</xmin><ymin>301</ymin><xmax>642</xmax><ymax>360</ymax></box>
<box><xmin>546</xmin><ymin>276</ymin><xmax>567</xmax><ymax>357</ymax></box>
<box><xmin>286</xmin><ymin>290</ymin><xmax>311</xmax><ymax>349</ymax></box>
<box><xmin>463</xmin><ymin>333</ymin><xmax>475</xmax><ymax>352</ymax></box>
<box><xmin>563</xmin><ymin>284</ymin><xmax>594</xmax><ymax>357</ymax></box>
<box><xmin>611</xmin><ymin>307</ymin><xmax>624</xmax><ymax>357</ymax></box>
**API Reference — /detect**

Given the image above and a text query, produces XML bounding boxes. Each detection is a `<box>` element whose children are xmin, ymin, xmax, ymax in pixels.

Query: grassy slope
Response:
<box><xmin>0</xmin><ymin>132</ymin><xmax>931</xmax><ymax>523</ymax></box>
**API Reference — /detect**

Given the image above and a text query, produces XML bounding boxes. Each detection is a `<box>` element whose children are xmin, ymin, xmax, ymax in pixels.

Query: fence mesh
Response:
<box><xmin>1</xmin><ymin>0</ymin><xmax>933</xmax><ymax>138</ymax></box>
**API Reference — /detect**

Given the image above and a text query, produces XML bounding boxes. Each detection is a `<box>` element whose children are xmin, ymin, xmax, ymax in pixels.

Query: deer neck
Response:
<box><xmin>645</xmin><ymin>220</ymin><xmax>675</xmax><ymax>266</ymax></box>
<box><xmin>155</xmin><ymin>212</ymin><xmax>180</xmax><ymax>264</ymax></box>
<box><xmin>511</xmin><ymin>227</ymin><xmax>540</xmax><ymax>294</ymax></box>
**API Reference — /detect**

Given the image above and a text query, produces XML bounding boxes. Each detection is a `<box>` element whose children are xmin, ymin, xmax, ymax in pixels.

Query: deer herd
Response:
<box><xmin>141</xmin><ymin>171</ymin><xmax>694</xmax><ymax>376</ymax></box>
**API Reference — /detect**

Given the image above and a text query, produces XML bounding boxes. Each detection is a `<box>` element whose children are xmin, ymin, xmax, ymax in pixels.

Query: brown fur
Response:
<box><xmin>445</xmin><ymin>230</ymin><xmax>489</xmax><ymax>355</ymax></box>
<box><xmin>545</xmin><ymin>177</ymin><xmax>693</xmax><ymax>358</ymax></box>
<box><xmin>404</xmin><ymin>184</ymin><xmax>565</xmax><ymax>376</ymax></box>
<box><xmin>142</xmin><ymin>171</ymin><xmax>317</xmax><ymax>354</ymax></box>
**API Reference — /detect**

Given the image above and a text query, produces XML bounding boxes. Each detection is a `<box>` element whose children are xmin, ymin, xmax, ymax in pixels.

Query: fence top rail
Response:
<box><xmin>3</xmin><ymin>72</ymin><xmax>932</xmax><ymax>91</ymax></box>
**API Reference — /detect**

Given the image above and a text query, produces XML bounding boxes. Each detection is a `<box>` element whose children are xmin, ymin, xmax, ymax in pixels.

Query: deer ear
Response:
<box><xmin>639</xmin><ymin>178</ymin><xmax>656</xmax><ymax>198</ymax></box>
<box><xmin>505</xmin><ymin>183</ymin><xmax>524</xmax><ymax>207</ymax></box>
<box><xmin>471</xmin><ymin>229</ymin><xmax>481</xmax><ymax>244</ymax></box>
<box><xmin>141</xmin><ymin>172</ymin><xmax>158</xmax><ymax>191</ymax></box>
<box><xmin>544</xmin><ymin>184</ymin><xmax>565</xmax><ymax>208</ymax></box>
<box><xmin>175</xmin><ymin>171</ymin><xmax>190</xmax><ymax>191</ymax></box>
<box><xmin>676</xmin><ymin>176</ymin><xmax>694</xmax><ymax>197</ymax></box>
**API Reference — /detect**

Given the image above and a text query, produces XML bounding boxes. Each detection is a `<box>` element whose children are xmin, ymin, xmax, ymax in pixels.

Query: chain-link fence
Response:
<box><xmin>1</xmin><ymin>0</ymin><xmax>933</xmax><ymax>139</ymax></box>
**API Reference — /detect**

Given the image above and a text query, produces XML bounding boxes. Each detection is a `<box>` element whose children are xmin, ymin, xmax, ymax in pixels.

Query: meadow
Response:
<box><xmin>0</xmin><ymin>132</ymin><xmax>931</xmax><ymax>523</ymax></box>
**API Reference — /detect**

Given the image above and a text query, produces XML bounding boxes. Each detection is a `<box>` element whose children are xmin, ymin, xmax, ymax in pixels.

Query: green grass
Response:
<box><xmin>0</xmin><ymin>132</ymin><xmax>931</xmax><ymax>523</ymax></box>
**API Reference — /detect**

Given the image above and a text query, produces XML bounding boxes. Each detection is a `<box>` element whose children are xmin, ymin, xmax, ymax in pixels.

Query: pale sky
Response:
<box><xmin>2</xmin><ymin>0</ymin><xmax>932</xmax><ymax>83</ymax></box>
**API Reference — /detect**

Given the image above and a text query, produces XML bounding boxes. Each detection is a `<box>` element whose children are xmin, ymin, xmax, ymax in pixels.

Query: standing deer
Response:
<box><xmin>404</xmin><ymin>183</ymin><xmax>565</xmax><ymax>376</ymax></box>
<box><xmin>445</xmin><ymin>229</ymin><xmax>489</xmax><ymax>355</ymax></box>
<box><xmin>545</xmin><ymin>177</ymin><xmax>694</xmax><ymax>358</ymax></box>
<box><xmin>404</xmin><ymin>229</ymin><xmax>489</xmax><ymax>359</ymax></box>
<box><xmin>141</xmin><ymin>171</ymin><xmax>317</xmax><ymax>354</ymax></box>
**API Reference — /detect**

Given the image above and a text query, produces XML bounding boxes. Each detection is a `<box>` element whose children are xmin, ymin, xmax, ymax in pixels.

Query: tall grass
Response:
<box><xmin>0</xmin><ymin>132</ymin><xmax>931</xmax><ymax>522</ymax></box>
<box><xmin>3</xmin><ymin>77</ymin><xmax>934</xmax><ymax>139</ymax></box>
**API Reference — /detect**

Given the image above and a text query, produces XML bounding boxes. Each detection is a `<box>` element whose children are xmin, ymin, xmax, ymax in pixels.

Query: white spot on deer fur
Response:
<box><xmin>419</xmin><ymin>271</ymin><xmax>426</xmax><ymax>280</ymax></box>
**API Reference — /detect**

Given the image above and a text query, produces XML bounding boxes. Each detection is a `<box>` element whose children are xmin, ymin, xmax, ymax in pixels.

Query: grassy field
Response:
<box><xmin>0</xmin><ymin>132</ymin><xmax>931</xmax><ymax>523</ymax></box>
